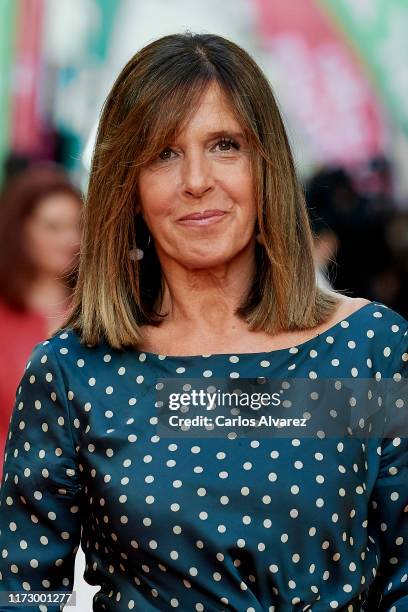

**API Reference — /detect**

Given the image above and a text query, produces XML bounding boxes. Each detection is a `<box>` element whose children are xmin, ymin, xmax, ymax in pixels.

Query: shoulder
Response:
<box><xmin>360</xmin><ymin>301</ymin><xmax>407</xmax><ymax>340</ymax></box>
<box><xmin>333</xmin><ymin>294</ymin><xmax>407</xmax><ymax>335</ymax></box>
<box><xmin>22</xmin><ymin>328</ymin><xmax>111</xmax><ymax>379</ymax></box>
<box><xmin>357</xmin><ymin>301</ymin><xmax>407</xmax><ymax>375</ymax></box>
<box><xmin>329</xmin><ymin>295</ymin><xmax>370</xmax><ymax>321</ymax></box>
<box><xmin>46</xmin><ymin>327</ymin><xmax>107</xmax><ymax>357</ymax></box>
<box><xmin>34</xmin><ymin>328</ymin><xmax>131</xmax><ymax>381</ymax></box>
<box><xmin>325</xmin><ymin>295</ymin><xmax>407</xmax><ymax>371</ymax></box>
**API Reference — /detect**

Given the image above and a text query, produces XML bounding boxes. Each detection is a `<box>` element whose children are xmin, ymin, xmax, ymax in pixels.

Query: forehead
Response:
<box><xmin>138</xmin><ymin>80</ymin><xmax>250</xmax><ymax>165</ymax></box>
<box><xmin>177</xmin><ymin>83</ymin><xmax>241</xmax><ymax>135</ymax></box>
<box><xmin>30</xmin><ymin>193</ymin><xmax>80</xmax><ymax>220</ymax></box>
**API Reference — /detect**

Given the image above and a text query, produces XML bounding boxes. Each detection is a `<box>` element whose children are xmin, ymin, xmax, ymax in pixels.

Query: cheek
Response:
<box><xmin>239</xmin><ymin>166</ymin><xmax>254</xmax><ymax>197</ymax></box>
<box><xmin>226</xmin><ymin>174</ymin><xmax>256</xmax><ymax>220</ymax></box>
<box><xmin>139</xmin><ymin>167</ymin><xmax>175</xmax><ymax>198</ymax></box>
<box><xmin>30</xmin><ymin>234</ymin><xmax>56</xmax><ymax>262</ymax></box>
<box><xmin>139</xmin><ymin>176</ymin><xmax>177</xmax><ymax>226</ymax></box>
<box><xmin>24</xmin><ymin>225</ymin><xmax>58</xmax><ymax>263</ymax></box>
<box><xmin>221</xmin><ymin>162</ymin><xmax>254</xmax><ymax>199</ymax></box>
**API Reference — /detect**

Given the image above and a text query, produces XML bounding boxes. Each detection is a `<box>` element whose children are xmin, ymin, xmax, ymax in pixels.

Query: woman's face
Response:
<box><xmin>137</xmin><ymin>82</ymin><xmax>257</xmax><ymax>269</ymax></box>
<box><xmin>23</xmin><ymin>192</ymin><xmax>81</xmax><ymax>276</ymax></box>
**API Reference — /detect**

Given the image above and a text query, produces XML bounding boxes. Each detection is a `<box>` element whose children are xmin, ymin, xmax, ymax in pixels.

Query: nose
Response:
<box><xmin>181</xmin><ymin>150</ymin><xmax>215</xmax><ymax>199</ymax></box>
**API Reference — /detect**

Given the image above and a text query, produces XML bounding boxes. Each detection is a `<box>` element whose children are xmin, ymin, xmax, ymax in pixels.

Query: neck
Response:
<box><xmin>155</xmin><ymin>241</ymin><xmax>256</xmax><ymax>334</ymax></box>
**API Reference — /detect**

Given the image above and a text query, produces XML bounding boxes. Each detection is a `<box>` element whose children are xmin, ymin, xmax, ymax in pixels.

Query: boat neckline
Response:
<box><xmin>135</xmin><ymin>301</ymin><xmax>382</xmax><ymax>360</ymax></box>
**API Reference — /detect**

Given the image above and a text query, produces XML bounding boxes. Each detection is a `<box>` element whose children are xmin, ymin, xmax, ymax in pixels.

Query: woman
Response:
<box><xmin>0</xmin><ymin>33</ymin><xmax>406</xmax><ymax>611</ymax></box>
<box><xmin>0</xmin><ymin>163</ymin><xmax>81</xmax><ymax>477</ymax></box>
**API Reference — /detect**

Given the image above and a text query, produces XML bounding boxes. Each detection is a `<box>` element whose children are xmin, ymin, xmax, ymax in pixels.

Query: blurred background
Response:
<box><xmin>1</xmin><ymin>0</ymin><xmax>408</xmax><ymax>315</ymax></box>
<box><xmin>1</xmin><ymin>0</ymin><xmax>407</xmax><ymax>608</ymax></box>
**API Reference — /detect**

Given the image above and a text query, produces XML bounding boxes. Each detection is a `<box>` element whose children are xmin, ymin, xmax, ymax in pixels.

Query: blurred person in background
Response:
<box><xmin>307</xmin><ymin>202</ymin><xmax>339</xmax><ymax>292</ymax></box>
<box><xmin>0</xmin><ymin>163</ymin><xmax>82</xmax><ymax>476</ymax></box>
<box><xmin>306</xmin><ymin>167</ymin><xmax>371</xmax><ymax>298</ymax></box>
<box><xmin>305</xmin><ymin>165</ymin><xmax>406</xmax><ymax>317</ymax></box>
<box><xmin>379</xmin><ymin>209</ymin><xmax>408</xmax><ymax>318</ymax></box>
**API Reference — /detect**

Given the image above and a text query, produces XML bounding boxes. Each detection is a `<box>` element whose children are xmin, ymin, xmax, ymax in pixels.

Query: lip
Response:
<box><xmin>178</xmin><ymin>209</ymin><xmax>226</xmax><ymax>221</ymax></box>
<box><xmin>177</xmin><ymin>215</ymin><xmax>227</xmax><ymax>227</ymax></box>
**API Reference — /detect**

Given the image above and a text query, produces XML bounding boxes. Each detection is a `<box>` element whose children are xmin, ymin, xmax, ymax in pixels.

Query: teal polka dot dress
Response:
<box><xmin>0</xmin><ymin>301</ymin><xmax>407</xmax><ymax>611</ymax></box>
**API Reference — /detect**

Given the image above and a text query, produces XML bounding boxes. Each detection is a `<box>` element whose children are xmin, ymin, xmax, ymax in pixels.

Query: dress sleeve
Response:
<box><xmin>0</xmin><ymin>340</ymin><xmax>83</xmax><ymax>611</ymax></box>
<box><xmin>366</xmin><ymin>327</ymin><xmax>408</xmax><ymax>611</ymax></box>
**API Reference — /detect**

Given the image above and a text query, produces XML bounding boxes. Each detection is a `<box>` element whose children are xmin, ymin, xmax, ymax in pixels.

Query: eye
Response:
<box><xmin>214</xmin><ymin>137</ymin><xmax>240</xmax><ymax>152</ymax></box>
<box><xmin>158</xmin><ymin>147</ymin><xmax>175</xmax><ymax>161</ymax></box>
<box><xmin>157</xmin><ymin>137</ymin><xmax>241</xmax><ymax>162</ymax></box>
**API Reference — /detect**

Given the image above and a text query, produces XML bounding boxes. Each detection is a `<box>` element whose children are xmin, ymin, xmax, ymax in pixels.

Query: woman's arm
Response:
<box><xmin>0</xmin><ymin>340</ymin><xmax>83</xmax><ymax>611</ymax></box>
<box><xmin>366</xmin><ymin>329</ymin><xmax>408</xmax><ymax>611</ymax></box>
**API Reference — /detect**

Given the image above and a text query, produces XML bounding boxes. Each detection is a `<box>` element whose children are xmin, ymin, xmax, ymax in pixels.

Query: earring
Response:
<box><xmin>129</xmin><ymin>233</ymin><xmax>151</xmax><ymax>261</ymax></box>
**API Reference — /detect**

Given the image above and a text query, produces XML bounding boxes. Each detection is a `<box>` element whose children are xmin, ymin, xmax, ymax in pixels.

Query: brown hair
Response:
<box><xmin>63</xmin><ymin>32</ymin><xmax>341</xmax><ymax>348</ymax></box>
<box><xmin>0</xmin><ymin>162</ymin><xmax>82</xmax><ymax>310</ymax></box>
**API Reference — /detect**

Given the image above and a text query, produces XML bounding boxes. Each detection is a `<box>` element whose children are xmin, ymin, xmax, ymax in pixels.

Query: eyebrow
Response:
<box><xmin>204</xmin><ymin>130</ymin><xmax>246</xmax><ymax>140</ymax></box>
<box><xmin>164</xmin><ymin>129</ymin><xmax>248</xmax><ymax>150</ymax></box>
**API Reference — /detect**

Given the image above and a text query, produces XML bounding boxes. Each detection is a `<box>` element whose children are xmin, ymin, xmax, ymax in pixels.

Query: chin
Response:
<box><xmin>45</xmin><ymin>264</ymin><xmax>71</xmax><ymax>275</ymax></box>
<box><xmin>180</xmin><ymin>251</ymin><xmax>235</xmax><ymax>269</ymax></box>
